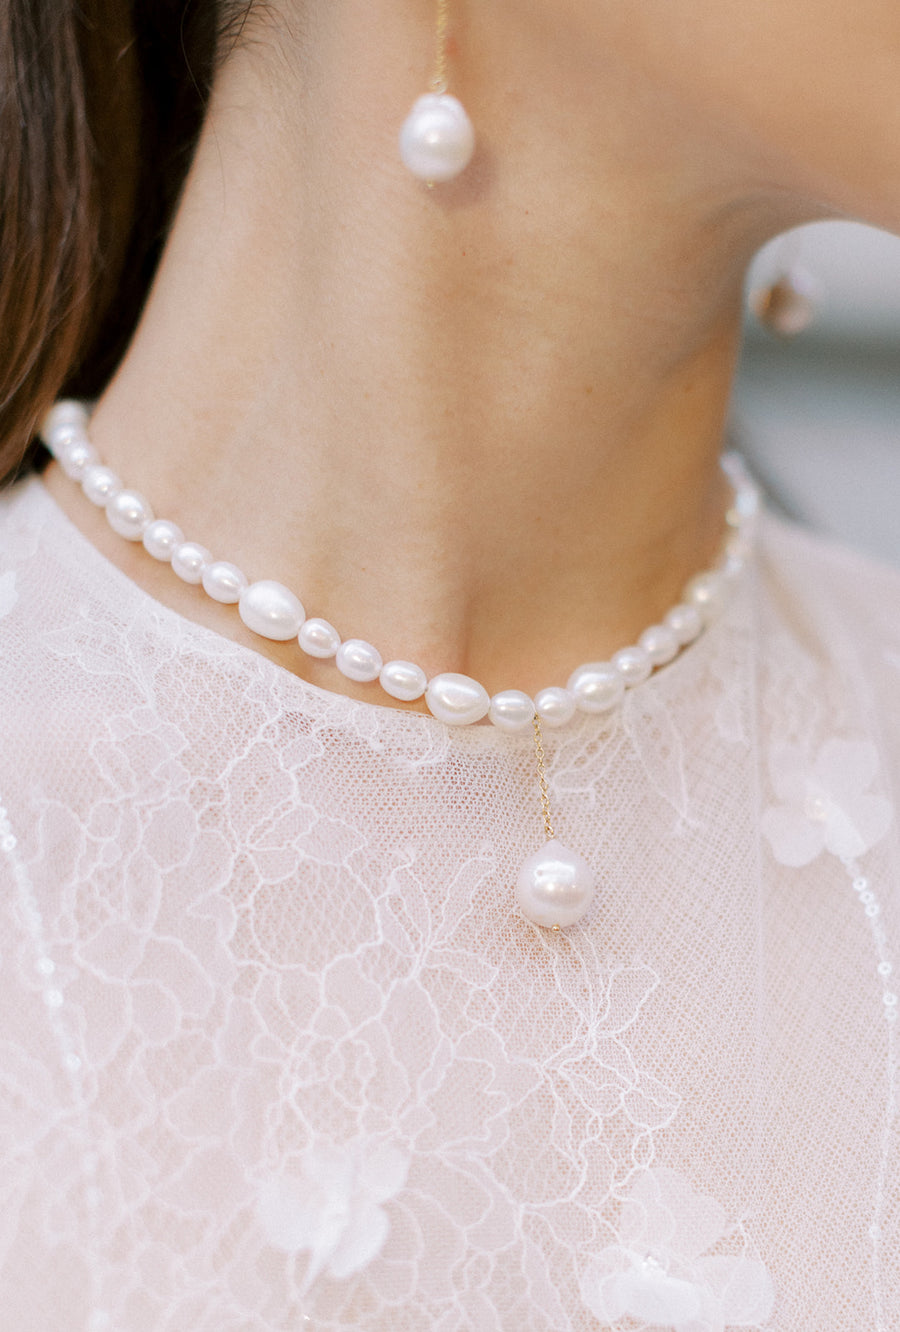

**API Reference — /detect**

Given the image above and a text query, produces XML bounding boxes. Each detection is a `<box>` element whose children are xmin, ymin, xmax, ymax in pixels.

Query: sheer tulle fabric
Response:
<box><xmin>0</xmin><ymin>477</ymin><xmax>898</xmax><ymax>1330</ymax></box>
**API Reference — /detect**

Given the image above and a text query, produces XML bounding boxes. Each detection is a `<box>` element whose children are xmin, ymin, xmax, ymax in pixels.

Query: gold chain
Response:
<box><xmin>430</xmin><ymin>0</ymin><xmax>450</xmax><ymax>94</ymax></box>
<box><xmin>532</xmin><ymin>714</ymin><xmax>555</xmax><ymax>842</ymax></box>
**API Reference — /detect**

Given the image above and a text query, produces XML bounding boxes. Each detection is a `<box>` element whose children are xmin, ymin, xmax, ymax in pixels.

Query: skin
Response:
<box><xmin>43</xmin><ymin>0</ymin><xmax>900</xmax><ymax>705</ymax></box>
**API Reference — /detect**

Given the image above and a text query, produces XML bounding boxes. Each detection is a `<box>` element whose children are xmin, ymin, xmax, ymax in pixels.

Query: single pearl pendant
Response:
<box><xmin>516</xmin><ymin>839</ymin><xmax>595</xmax><ymax>930</ymax></box>
<box><xmin>399</xmin><ymin>93</ymin><xmax>475</xmax><ymax>183</ymax></box>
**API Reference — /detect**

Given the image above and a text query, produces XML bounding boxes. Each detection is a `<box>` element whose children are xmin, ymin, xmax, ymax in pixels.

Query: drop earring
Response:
<box><xmin>748</xmin><ymin>234</ymin><xmax>818</xmax><ymax>338</ymax></box>
<box><xmin>399</xmin><ymin>0</ymin><xmax>475</xmax><ymax>185</ymax></box>
<box><xmin>750</xmin><ymin>268</ymin><xmax>817</xmax><ymax>337</ymax></box>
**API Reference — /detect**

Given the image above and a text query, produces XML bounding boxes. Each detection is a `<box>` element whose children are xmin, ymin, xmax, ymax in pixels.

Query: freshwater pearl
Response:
<box><xmin>639</xmin><ymin>624</ymin><xmax>680</xmax><ymax>666</ymax></box>
<box><xmin>380</xmin><ymin>660</ymin><xmax>428</xmax><ymax>702</ymax></box>
<box><xmin>613</xmin><ymin>644</ymin><xmax>653</xmax><ymax>688</ymax></box>
<box><xmin>143</xmin><ymin>519</ymin><xmax>184</xmax><ymax>562</ymax></box>
<box><xmin>534</xmin><ymin>687</ymin><xmax>577</xmax><ymax>728</ymax></box>
<box><xmin>664</xmin><ymin>603</ymin><xmax>703</xmax><ymax>646</ymax></box>
<box><xmin>399</xmin><ymin>94</ymin><xmax>475</xmax><ymax>183</ymax></box>
<box><xmin>489</xmin><ymin>690</ymin><xmax>535</xmax><ymax>733</ymax></box>
<box><xmin>299</xmin><ymin>618</ymin><xmax>341</xmax><ymax>659</ymax></box>
<box><xmin>81</xmin><ymin>464</ymin><xmax>122</xmax><ymax>508</ymax></box>
<box><xmin>59</xmin><ymin>438</ymin><xmax>98</xmax><ymax>480</ymax></box>
<box><xmin>239</xmin><ymin>580</ymin><xmax>306</xmax><ymax>640</ymax></box>
<box><xmin>202</xmin><ymin>561</ymin><xmax>248</xmax><ymax>604</ymax></box>
<box><xmin>751</xmin><ymin>269</ymin><xmax>816</xmax><ymax>337</ymax></box>
<box><xmin>426</xmin><ymin>673</ymin><xmax>491</xmax><ymax>726</ymax></box>
<box><xmin>40</xmin><ymin>399</ymin><xmax>89</xmax><ymax>443</ymax></box>
<box><xmin>516</xmin><ymin>839</ymin><xmax>595</xmax><ymax>929</ymax></box>
<box><xmin>685</xmin><ymin>570</ymin><xmax>726</xmax><ymax>622</ymax></box>
<box><xmin>106</xmin><ymin>489</ymin><xmax>154</xmax><ymax>540</ymax></box>
<box><xmin>336</xmin><ymin>639</ymin><xmax>383</xmax><ymax>683</ymax></box>
<box><xmin>171</xmin><ymin>542</ymin><xmax>212</xmax><ymax>584</ymax></box>
<box><xmin>568</xmin><ymin>662</ymin><xmax>624</xmax><ymax>714</ymax></box>
<box><xmin>46</xmin><ymin>421</ymin><xmax>85</xmax><ymax>455</ymax></box>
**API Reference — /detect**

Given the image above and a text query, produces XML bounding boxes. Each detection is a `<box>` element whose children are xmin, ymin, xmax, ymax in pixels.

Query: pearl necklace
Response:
<box><xmin>40</xmin><ymin>400</ymin><xmax>760</xmax><ymax>930</ymax></box>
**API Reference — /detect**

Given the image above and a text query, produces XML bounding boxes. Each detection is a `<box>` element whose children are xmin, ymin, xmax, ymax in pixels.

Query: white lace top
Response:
<box><xmin>1</xmin><ymin>476</ymin><xmax>898</xmax><ymax>1331</ymax></box>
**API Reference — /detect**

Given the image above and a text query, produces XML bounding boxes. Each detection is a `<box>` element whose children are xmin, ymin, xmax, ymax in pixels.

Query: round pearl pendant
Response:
<box><xmin>399</xmin><ymin>93</ymin><xmax>475</xmax><ymax>183</ymax></box>
<box><xmin>516</xmin><ymin>839</ymin><xmax>595</xmax><ymax>929</ymax></box>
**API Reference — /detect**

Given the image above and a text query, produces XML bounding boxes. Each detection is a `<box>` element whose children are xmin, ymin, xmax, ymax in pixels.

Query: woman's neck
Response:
<box><xmin>46</xmin><ymin>5</ymin><xmax>786</xmax><ymax>700</ymax></box>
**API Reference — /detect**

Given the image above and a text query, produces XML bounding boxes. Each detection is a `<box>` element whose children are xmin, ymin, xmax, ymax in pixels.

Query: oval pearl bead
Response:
<box><xmin>534</xmin><ymin>686</ymin><xmax>577</xmax><ymax>729</ymax></box>
<box><xmin>380</xmin><ymin>660</ymin><xmax>428</xmax><ymax>702</ymax></box>
<box><xmin>516</xmin><ymin>839</ymin><xmax>595</xmax><ymax>929</ymax></box>
<box><xmin>425</xmin><ymin>672</ymin><xmax>491</xmax><ymax>726</ymax></box>
<box><xmin>664</xmin><ymin>602</ymin><xmax>703</xmax><ymax>646</ymax></box>
<box><xmin>171</xmin><ymin>542</ymin><xmax>212</xmax><ymax>584</ymax></box>
<box><xmin>336</xmin><ymin>639</ymin><xmax>383</xmax><ymax>683</ymax></box>
<box><xmin>399</xmin><ymin>93</ymin><xmax>475</xmax><ymax>183</ymax></box>
<box><xmin>639</xmin><ymin>623</ymin><xmax>680</xmax><ymax>667</ymax></box>
<box><xmin>239</xmin><ymin>580</ymin><xmax>306</xmax><ymax>640</ymax></box>
<box><xmin>143</xmin><ymin>519</ymin><xmax>184</xmax><ymax>562</ymax></box>
<box><xmin>40</xmin><ymin>399</ymin><xmax>89</xmax><ymax>444</ymax></box>
<box><xmin>685</xmin><ymin>570</ymin><xmax>726</xmax><ymax>622</ymax></box>
<box><xmin>202</xmin><ymin>560</ymin><xmax>248</xmax><ymax>604</ymax></box>
<box><xmin>489</xmin><ymin>690</ymin><xmax>535</xmax><ymax>733</ymax></box>
<box><xmin>299</xmin><ymin>618</ymin><xmax>341</xmax><ymax>659</ymax></box>
<box><xmin>59</xmin><ymin>438</ymin><xmax>98</xmax><ymax>480</ymax></box>
<box><xmin>612</xmin><ymin>644</ymin><xmax>653</xmax><ymax>688</ymax></box>
<box><xmin>567</xmin><ymin>662</ymin><xmax>624</xmax><ymax>714</ymax></box>
<box><xmin>106</xmin><ymin>489</ymin><xmax>154</xmax><ymax>540</ymax></box>
<box><xmin>81</xmin><ymin>464</ymin><xmax>122</xmax><ymax>508</ymax></box>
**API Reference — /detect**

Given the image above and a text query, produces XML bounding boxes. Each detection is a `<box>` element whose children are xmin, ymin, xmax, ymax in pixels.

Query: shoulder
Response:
<box><xmin>0</xmin><ymin>473</ymin><xmax>54</xmax><ymax>558</ymax></box>
<box><xmin>758</xmin><ymin>509</ymin><xmax>900</xmax><ymax>647</ymax></box>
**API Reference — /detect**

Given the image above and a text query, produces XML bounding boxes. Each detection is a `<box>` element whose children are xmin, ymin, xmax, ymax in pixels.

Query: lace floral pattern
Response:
<box><xmin>1</xmin><ymin>481</ymin><xmax>900</xmax><ymax>1328</ymax></box>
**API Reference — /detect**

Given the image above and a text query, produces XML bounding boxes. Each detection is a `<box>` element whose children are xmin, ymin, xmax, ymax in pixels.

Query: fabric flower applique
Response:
<box><xmin>580</xmin><ymin>1167</ymin><xmax>775</xmax><ymax>1330</ymax></box>
<box><xmin>761</xmin><ymin>738</ymin><xmax>892</xmax><ymax>868</ymax></box>
<box><xmin>256</xmin><ymin>1136</ymin><xmax>409</xmax><ymax>1291</ymax></box>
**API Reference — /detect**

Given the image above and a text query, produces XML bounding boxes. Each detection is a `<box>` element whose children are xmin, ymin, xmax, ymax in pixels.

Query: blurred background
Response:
<box><xmin>734</xmin><ymin>221</ymin><xmax>900</xmax><ymax>565</ymax></box>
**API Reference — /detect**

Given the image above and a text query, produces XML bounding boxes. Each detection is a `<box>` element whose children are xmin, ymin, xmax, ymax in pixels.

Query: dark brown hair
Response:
<box><xmin>0</xmin><ymin>1</ymin><xmax>247</xmax><ymax>483</ymax></box>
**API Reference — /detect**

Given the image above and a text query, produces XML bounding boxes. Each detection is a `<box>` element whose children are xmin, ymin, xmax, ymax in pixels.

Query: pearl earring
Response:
<box><xmin>750</xmin><ymin>267</ymin><xmax>817</xmax><ymax>338</ymax></box>
<box><xmin>399</xmin><ymin>0</ymin><xmax>475</xmax><ymax>184</ymax></box>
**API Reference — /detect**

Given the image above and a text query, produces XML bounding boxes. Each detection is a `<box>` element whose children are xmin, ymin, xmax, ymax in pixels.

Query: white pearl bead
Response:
<box><xmin>45</xmin><ymin>422</ymin><xmax>84</xmax><ymax>459</ymax></box>
<box><xmin>106</xmin><ymin>489</ymin><xmax>154</xmax><ymax>540</ymax></box>
<box><xmin>336</xmin><ymin>639</ymin><xmax>383</xmax><ymax>683</ymax></box>
<box><xmin>40</xmin><ymin>400</ymin><xmax>89</xmax><ymax>445</ymax></box>
<box><xmin>534</xmin><ymin>686</ymin><xmax>577</xmax><ymax>728</ymax></box>
<box><xmin>734</xmin><ymin>484</ymin><xmax>760</xmax><ymax>520</ymax></box>
<box><xmin>425</xmin><ymin>672</ymin><xmax>491</xmax><ymax>726</ymax></box>
<box><xmin>239</xmin><ymin>580</ymin><xmax>306</xmax><ymax>640</ymax></box>
<box><xmin>299</xmin><ymin>618</ymin><xmax>341</xmax><ymax>659</ymax></box>
<box><xmin>516</xmin><ymin>839</ymin><xmax>595</xmax><ymax>929</ymax></box>
<box><xmin>58</xmin><ymin>438</ymin><xmax>98</xmax><ymax>480</ymax></box>
<box><xmin>81</xmin><ymin>464</ymin><xmax>122</xmax><ymax>508</ymax></box>
<box><xmin>202</xmin><ymin>560</ymin><xmax>248</xmax><ymax>604</ymax></box>
<box><xmin>489</xmin><ymin>690</ymin><xmax>535</xmax><ymax>733</ymax></box>
<box><xmin>380</xmin><ymin>660</ymin><xmax>428</xmax><ymax>701</ymax></box>
<box><xmin>567</xmin><ymin>662</ymin><xmax>624</xmax><ymax>714</ymax></box>
<box><xmin>399</xmin><ymin>93</ymin><xmax>475</xmax><ymax>183</ymax></box>
<box><xmin>143</xmin><ymin>519</ymin><xmax>184</xmax><ymax>562</ymax></box>
<box><xmin>685</xmin><ymin>570</ymin><xmax>726</xmax><ymax>622</ymax></box>
<box><xmin>724</xmin><ymin>531</ymin><xmax>751</xmax><ymax>566</ymax></box>
<box><xmin>171</xmin><ymin>541</ymin><xmax>212</xmax><ymax>584</ymax></box>
<box><xmin>664</xmin><ymin>602</ymin><xmax>703</xmax><ymax>646</ymax></box>
<box><xmin>639</xmin><ymin>623</ymin><xmax>680</xmax><ymax>666</ymax></box>
<box><xmin>612</xmin><ymin>644</ymin><xmax>653</xmax><ymax>688</ymax></box>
